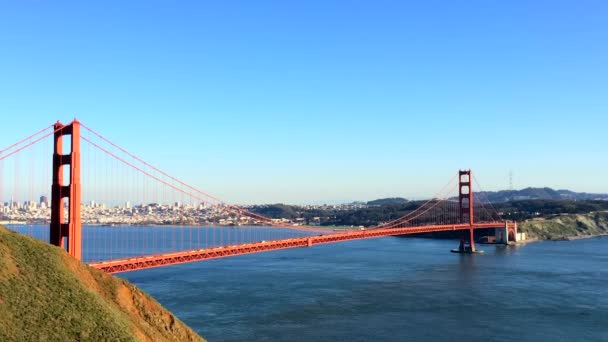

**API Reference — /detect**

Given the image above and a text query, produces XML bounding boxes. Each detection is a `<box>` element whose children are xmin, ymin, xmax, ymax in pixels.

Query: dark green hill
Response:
<box><xmin>367</xmin><ymin>197</ymin><xmax>409</xmax><ymax>206</ymax></box>
<box><xmin>477</xmin><ymin>187</ymin><xmax>608</xmax><ymax>202</ymax></box>
<box><xmin>0</xmin><ymin>226</ymin><xmax>205</xmax><ymax>342</ymax></box>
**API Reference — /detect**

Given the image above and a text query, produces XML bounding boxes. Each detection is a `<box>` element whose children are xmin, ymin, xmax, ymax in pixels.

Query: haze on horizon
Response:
<box><xmin>0</xmin><ymin>1</ymin><xmax>606</xmax><ymax>204</ymax></box>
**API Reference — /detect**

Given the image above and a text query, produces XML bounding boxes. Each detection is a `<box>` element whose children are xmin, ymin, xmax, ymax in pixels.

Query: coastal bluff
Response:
<box><xmin>0</xmin><ymin>225</ymin><xmax>205</xmax><ymax>342</ymax></box>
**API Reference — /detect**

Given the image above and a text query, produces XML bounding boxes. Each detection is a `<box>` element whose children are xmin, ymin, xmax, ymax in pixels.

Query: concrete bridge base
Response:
<box><xmin>495</xmin><ymin>222</ymin><xmax>519</xmax><ymax>244</ymax></box>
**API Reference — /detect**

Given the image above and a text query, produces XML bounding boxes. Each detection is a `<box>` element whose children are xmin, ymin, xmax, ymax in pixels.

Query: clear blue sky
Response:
<box><xmin>1</xmin><ymin>1</ymin><xmax>606</xmax><ymax>204</ymax></box>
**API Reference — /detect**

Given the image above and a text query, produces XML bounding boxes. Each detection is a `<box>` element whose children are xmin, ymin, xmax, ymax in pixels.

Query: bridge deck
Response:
<box><xmin>89</xmin><ymin>222</ymin><xmax>512</xmax><ymax>274</ymax></box>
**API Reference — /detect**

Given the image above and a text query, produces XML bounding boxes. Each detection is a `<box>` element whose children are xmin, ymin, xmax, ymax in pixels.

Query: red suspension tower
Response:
<box><xmin>458</xmin><ymin>169</ymin><xmax>476</xmax><ymax>252</ymax></box>
<box><xmin>50</xmin><ymin>120</ymin><xmax>82</xmax><ymax>260</ymax></box>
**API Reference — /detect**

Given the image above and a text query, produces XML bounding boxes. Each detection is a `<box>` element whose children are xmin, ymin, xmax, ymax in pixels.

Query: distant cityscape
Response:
<box><xmin>4</xmin><ymin>187</ymin><xmax>606</xmax><ymax>227</ymax></box>
<box><xmin>0</xmin><ymin>195</ymin><xmax>370</xmax><ymax>226</ymax></box>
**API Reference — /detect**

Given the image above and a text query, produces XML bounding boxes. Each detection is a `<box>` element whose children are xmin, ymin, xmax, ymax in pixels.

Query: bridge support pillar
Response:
<box><xmin>459</xmin><ymin>170</ymin><xmax>474</xmax><ymax>225</ymax></box>
<box><xmin>469</xmin><ymin>228</ymin><xmax>476</xmax><ymax>252</ymax></box>
<box><xmin>495</xmin><ymin>223</ymin><xmax>509</xmax><ymax>244</ymax></box>
<box><xmin>452</xmin><ymin>170</ymin><xmax>480</xmax><ymax>253</ymax></box>
<box><xmin>496</xmin><ymin>222</ymin><xmax>520</xmax><ymax>244</ymax></box>
<box><xmin>50</xmin><ymin>120</ymin><xmax>82</xmax><ymax>261</ymax></box>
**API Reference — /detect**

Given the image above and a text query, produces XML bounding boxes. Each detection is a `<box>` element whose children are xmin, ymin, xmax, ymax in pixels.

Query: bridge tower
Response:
<box><xmin>458</xmin><ymin>170</ymin><xmax>476</xmax><ymax>252</ymax></box>
<box><xmin>50</xmin><ymin>120</ymin><xmax>82</xmax><ymax>260</ymax></box>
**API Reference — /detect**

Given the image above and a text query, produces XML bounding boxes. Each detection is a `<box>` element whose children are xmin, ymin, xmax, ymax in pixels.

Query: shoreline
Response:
<box><xmin>547</xmin><ymin>233</ymin><xmax>608</xmax><ymax>241</ymax></box>
<box><xmin>513</xmin><ymin>233</ymin><xmax>608</xmax><ymax>245</ymax></box>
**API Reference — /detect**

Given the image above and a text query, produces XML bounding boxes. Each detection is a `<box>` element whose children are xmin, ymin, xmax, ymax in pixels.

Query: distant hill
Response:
<box><xmin>477</xmin><ymin>187</ymin><xmax>608</xmax><ymax>203</ymax></box>
<box><xmin>367</xmin><ymin>197</ymin><xmax>409</xmax><ymax>206</ymax></box>
<box><xmin>251</xmin><ymin>204</ymin><xmax>300</xmax><ymax>219</ymax></box>
<box><xmin>0</xmin><ymin>226</ymin><xmax>205</xmax><ymax>342</ymax></box>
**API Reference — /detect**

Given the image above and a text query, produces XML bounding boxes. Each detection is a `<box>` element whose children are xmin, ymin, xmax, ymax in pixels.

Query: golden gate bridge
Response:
<box><xmin>0</xmin><ymin>120</ymin><xmax>517</xmax><ymax>274</ymax></box>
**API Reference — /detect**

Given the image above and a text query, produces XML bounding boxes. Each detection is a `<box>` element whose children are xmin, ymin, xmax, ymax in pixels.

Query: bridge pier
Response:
<box><xmin>496</xmin><ymin>222</ymin><xmax>519</xmax><ymax>244</ymax></box>
<box><xmin>451</xmin><ymin>227</ymin><xmax>482</xmax><ymax>253</ymax></box>
<box><xmin>495</xmin><ymin>224</ymin><xmax>509</xmax><ymax>244</ymax></box>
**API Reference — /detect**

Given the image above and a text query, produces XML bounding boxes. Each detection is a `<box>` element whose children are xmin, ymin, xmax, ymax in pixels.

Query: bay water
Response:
<box><xmin>119</xmin><ymin>234</ymin><xmax>608</xmax><ymax>341</ymax></box>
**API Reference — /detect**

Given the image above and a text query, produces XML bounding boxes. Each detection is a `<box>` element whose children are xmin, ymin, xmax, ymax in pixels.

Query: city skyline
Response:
<box><xmin>1</xmin><ymin>1</ymin><xmax>607</xmax><ymax>204</ymax></box>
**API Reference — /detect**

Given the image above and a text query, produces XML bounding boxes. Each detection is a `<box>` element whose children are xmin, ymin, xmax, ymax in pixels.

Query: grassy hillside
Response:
<box><xmin>519</xmin><ymin>211</ymin><xmax>608</xmax><ymax>240</ymax></box>
<box><xmin>0</xmin><ymin>226</ymin><xmax>205</xmax><ymax>342</ymax></box>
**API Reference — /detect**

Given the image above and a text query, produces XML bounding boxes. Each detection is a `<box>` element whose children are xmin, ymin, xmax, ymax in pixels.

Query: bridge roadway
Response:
<box><xmin>89</xmin><ymin>222</ymin><xmax>513</xmax><ymax>274</ymax></box>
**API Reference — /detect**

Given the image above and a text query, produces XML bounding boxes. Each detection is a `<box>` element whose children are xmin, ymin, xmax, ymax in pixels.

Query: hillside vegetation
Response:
<box><xmin>0</xmin><ymin>226</ymin><xmax>205</xmax><ymax>342</ymax></box>
<box><xmin>367</xmin><ymin>197</ymin><xmax>409</xmax><ymax>206</ymax></box>
<box><xmin>519</xmin><ymin>211</ymin><xmax>608</xmax><ymax>240</ymax></box>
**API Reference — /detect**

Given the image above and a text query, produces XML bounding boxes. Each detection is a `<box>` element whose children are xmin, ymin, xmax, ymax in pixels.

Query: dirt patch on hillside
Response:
<box><xmin>59</xmin><ymin>253</ymin><xmax>203</xmax><ymax>342</ymax></box>
<box><xmin>115</xmin><ymin>282</ymin><xmax>202</xmax><ymax>342</ymax></box>
<box><xmin>0</xmin><ymin>243</ymin><xmax>19</xmax><ymax>282</ymax></box>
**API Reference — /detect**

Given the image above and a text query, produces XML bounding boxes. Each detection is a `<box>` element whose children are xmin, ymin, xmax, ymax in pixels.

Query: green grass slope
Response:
<box><xmin>519</xmin><ymin>211</ymin><xmax>608</xmax><ymax>240</ymax></box>
<box><xmin>0</xmin><ymin>226</ymin><xmax>205</xmax><ymax>342</ymax></box>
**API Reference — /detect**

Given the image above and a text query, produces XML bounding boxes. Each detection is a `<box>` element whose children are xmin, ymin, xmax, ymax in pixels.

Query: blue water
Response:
<box><xmin>115</xmin><ymin>236</ymin><xmax>608</xmax><ymax>342</ymax></box>
<box><xmin>8</xmin><ymin>224</ymin><xmax>316</xmax><ymax>262</ymax></box>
